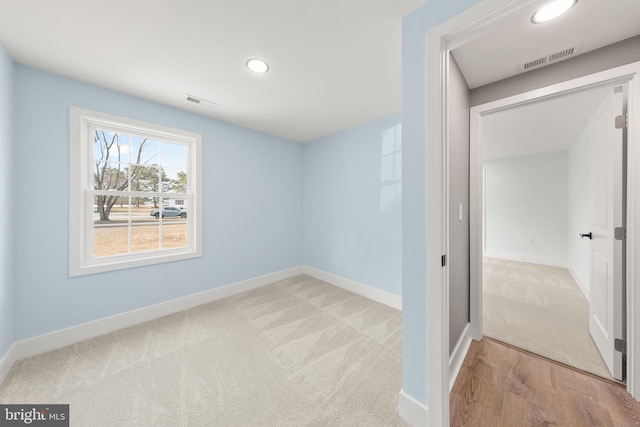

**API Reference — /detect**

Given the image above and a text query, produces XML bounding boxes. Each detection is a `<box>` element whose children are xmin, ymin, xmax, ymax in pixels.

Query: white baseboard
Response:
<box><xmin>484</xmin><ymin>250</ymin><xmax>567</xmax><ymax>268</ymax></box>
<box><xmin>302</xmin><ymin>266</ymin><xmax>402</xmax><ymax>310</ymax></box>
<box><xmin>0</xmin><ymin>342</ymin><xmax>18</xmax><ymax>385</ymax></box>
<box><xmin>398</xmin><ymin>389</ymin><xmax>428</xmax><ymax>426</ymax></box>
<box><xmin>569</xmin><ymin>267</ymin><xmax>590</xmax><ymax>303</ymax></box>
<box><xmin>1</xmin><ymin>266</ymin><xmax>400</xmax><ymax>385</ymax></box>
<box><xmin>0</xmin><ymin>266</ymin><xmax>304</xmax><ymax>385</ymax></box>
<box><xmin>449</xmin><ymin>323</ymin><xmax>472</xmax><ymax>391</ymax></box>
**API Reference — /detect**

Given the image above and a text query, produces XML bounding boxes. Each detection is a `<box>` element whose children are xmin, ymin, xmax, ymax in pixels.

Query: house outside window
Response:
<box><xmin>69</xmin><ymin>107</ymin><xmax>202</xmax><ymax>276</ymax></box>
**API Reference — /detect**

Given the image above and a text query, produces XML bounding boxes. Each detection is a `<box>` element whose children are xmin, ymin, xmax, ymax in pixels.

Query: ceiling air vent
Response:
<box><xmin>185</xmin><ymin>94</ymin><xmax>219</xmax><ymax>108</ymax></box>
<box><xmin>548</xmin><ymin>47</ymin><xmax>575</xmax><ymax>62</ymax></box>
<box><xmin>523</xmin><ymin>56</ymin><xmax>547</xmax><ymax>71</ymax></box>
<box><xmin>518</xmin><ymin>46</ymin><xmax>580</xmax><ymax>73</ymax></box>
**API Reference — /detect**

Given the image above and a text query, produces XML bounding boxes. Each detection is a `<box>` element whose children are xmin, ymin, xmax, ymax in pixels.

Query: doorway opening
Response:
<box><xmin>478</xmin><ymin>82</ymin><xmax>627</xmax><ymax>382</ymax></box>
<box><xmin>417</xmin><ymin>0</ymin><xmax>640</xmax><ymax>425</ymax></box>
<box><xmin>469</xmin><ymin>65</ymin><xmax>639</xmax><ymax>390</ymax></box>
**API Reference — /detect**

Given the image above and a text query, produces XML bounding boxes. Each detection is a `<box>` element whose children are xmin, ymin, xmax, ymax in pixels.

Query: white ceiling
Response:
<box><xmin>482</xmin><ymin>85</ymin><xmax>612</xmax><ymax>161</ymax></box>
<box><xmin>0</xmin><ymin>0</ymin><xmax>423</xmax><ymax>143</ymax></box>
<box><xmin>0</xmin><ymin>0</ymin><xmax>639</xmax><ymax>143</ymax></box>
<box><xmin>453</xmin><ymin>0</ymin><xmax>640</xmax><ymax>89</ymax></box>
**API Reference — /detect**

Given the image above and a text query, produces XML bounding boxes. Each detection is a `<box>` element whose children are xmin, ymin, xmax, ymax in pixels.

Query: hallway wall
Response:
<box><xmin>448</xmin><ymin>54</ymin><xmax>470</xmax><ymax>354</ymax></box>
<box><xmin>484</xmin><ymin>151</ymin><xmax>568</xmax><ymax>266</ymax></box>
<box><xmin>470</xmin><ymin>35</ymin><xmax>640</xmax><ymax>107</ymax></box>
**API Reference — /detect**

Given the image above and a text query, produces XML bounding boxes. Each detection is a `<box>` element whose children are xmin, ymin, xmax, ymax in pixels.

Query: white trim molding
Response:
<box><xmin>0</xmin><ymin>266</ymin><xmax>403</xmax><ymax>386</ymax></box>
<box><xmin>626</xmin><ymin>58</ymin><xmax>640</xmax><ymax>400</ymax></box>
<box><xmin>0</xmin><ymin>266</ymin><xmax>304</xmax><ymax>385</ymax></box>
<box><xmin>399</xmin><ymin>389</ymin><xmax>429</xmax><ymax>427</ymax></box>
<box><xmin>0</xmin><ymin>343</ymin><xmax>18</xmax><ymax>386</ymax></box>
<box><xmin>302</xmin><ymin>266</ymin><xmax>402</xmax><ymax>310</ymax></box>
<box><xmin>449</xmin><ymin>323</ymin><xmax>472</xmax><ymax>391</ymax></box>
<box><xmin>483</xmin><ymin>250</ymin><xmax>567</xmax><ymax>268</ymax></box>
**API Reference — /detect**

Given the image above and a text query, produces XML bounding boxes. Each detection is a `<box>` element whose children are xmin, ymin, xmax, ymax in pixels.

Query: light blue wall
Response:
<box><xmin>303</xmin><ymin>114</ymin><xmax>402</xmax><ymax>295</ymax></box>
<box><xmin>13</xmin><ymin>66</ymin><xmax>303</xmax><ymax>340</ymax></box>
<box><xmin>0</xmin><ymin>45</ymin><xmax>15</xmax><ymax>357</ymax></box>
<box><xmin>401</xmin><ymin>0</ymin><xmax>481</xmax><ymax>405</ymax></box>
<box><xmin>1</xmin><ymin>1</ymin><xmax>492</xmax><ymax>410</ymax></box>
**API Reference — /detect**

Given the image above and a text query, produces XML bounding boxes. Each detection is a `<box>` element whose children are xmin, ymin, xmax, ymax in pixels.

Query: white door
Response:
<box><xmin>589</xmin><ymin>85</ymin><xmax>626</xmax><ymax>381</ymax></box>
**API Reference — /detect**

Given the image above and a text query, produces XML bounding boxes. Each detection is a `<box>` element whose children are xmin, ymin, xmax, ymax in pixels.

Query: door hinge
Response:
<box><xmin>615</xmin><ymin>338</ymin><xmax>626</xmax><ymax>354</ymax></box>
<box><xmin>615</xmin><ymin>113</ymin><xmax>628</xmax><ymax>129</ymax></box>
<box><xmin>441</xmin><ymin>254</ymin><xmax>446</xmax><ymax>267</ymax></box>
<box><xmin>615</xmin><ymin>227</ymin><xmax>626</xmax><ymax>241</ymax></box>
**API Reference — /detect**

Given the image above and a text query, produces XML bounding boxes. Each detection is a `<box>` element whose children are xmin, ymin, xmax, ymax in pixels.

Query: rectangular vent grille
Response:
<box><xmin>519</xmin><ymin>46</ymin><xmax>579</xmax><ymax>73</ymax></box>
<box><xmin>185</xmin><ymin>94</ymin><xmax>219</xmax><ymax>108</ymax></box>
<box><xmin>549</xmin><ymin>47</ymin><xmax>575</xmax><ymax>62</ymax></box>
<box><xmin>524</xmin><ymin>57</ymin><xmax>547</xmax><ymax>70</ymax></box>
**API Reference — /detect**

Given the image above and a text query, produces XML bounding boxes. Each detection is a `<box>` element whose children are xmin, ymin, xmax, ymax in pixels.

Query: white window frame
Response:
<box><xmin>69</xmin><ymin>107</ymin><xmax>202</xmax><ymax>276</ymax></box>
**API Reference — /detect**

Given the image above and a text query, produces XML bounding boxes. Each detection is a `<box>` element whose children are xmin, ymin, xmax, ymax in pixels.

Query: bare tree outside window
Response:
<box><xmin>93</xmin><ymin>130</ymin><xmax>148</xmax><ymax>221</ymax></box>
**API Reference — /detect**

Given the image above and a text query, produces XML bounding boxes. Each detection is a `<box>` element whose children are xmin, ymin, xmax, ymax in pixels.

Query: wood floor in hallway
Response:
<box><xmin>450</xmin><ymin>338</ymin><xmax>640</xmax><ymax>426</ymax></box>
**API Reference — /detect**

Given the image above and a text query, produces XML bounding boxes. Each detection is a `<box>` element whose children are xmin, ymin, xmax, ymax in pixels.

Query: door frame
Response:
<box><xmin>469</xmin><ymin>62</ymin><xmax>640</xmax><ymax>386</ymax></box>
<box><xmin>424</xmin><ymin>2</ymin><xmax>544</xmax><ymax>425</ymax></box>
<box><xmin>424</xmin><ymin>0</ymin><xmax>640</xmax><ymax>425</ymax></box>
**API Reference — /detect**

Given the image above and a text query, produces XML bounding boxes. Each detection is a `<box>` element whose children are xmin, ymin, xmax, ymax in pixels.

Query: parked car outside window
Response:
<box><xmin>150</xmin><ymin>206</ymin><xmax>187</xmax><ymax>218</ymax></box>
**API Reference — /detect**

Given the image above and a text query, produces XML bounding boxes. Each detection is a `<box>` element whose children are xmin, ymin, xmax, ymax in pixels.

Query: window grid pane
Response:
<box><xmin>93</xmin><ymin>195</ymin><xmax>129</xmax><ymax>257</ymax></box>
<box><xmin>72</xmin><ymin>107</ymin><xmax>200</xmax><ymax>276</ymax></box>
<box><xmin>91</xmin><ymin>128</ymin><xmax>190</xmax><ymax>258</ymax></box>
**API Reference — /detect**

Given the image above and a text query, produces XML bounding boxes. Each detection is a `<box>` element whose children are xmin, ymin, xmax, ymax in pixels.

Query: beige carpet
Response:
<box><xmin>483</xmin><ymin>257</ymin><xmax>613</xmax><ymax>380</ymax></box>
<box><xmin>0</xmin><ymin>275</ymin><xmax>408</xmax><ymax>426</ymax></box>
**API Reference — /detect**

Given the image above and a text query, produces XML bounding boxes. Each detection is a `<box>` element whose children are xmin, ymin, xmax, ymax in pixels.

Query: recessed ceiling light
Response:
<box><xmin>531</xmin><ymin>0</ymin><xmax>577</xmax><ymax>24</ymax></box>
<box><xmin>246</xmin><ymin>58</ymin><xmax>269</xmax><ymax>74</ymax></box>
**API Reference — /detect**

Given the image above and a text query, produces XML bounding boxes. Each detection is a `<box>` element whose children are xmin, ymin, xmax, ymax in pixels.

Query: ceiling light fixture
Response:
<box><xmin>531</xmin><ymin>0</ymin><xmax>577</xmax><ymax>24</ymax></box>
<box><xmin>246</xmin><ymin>58</ymin><xmax>269</xmax><ymax>74</ymax></box>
